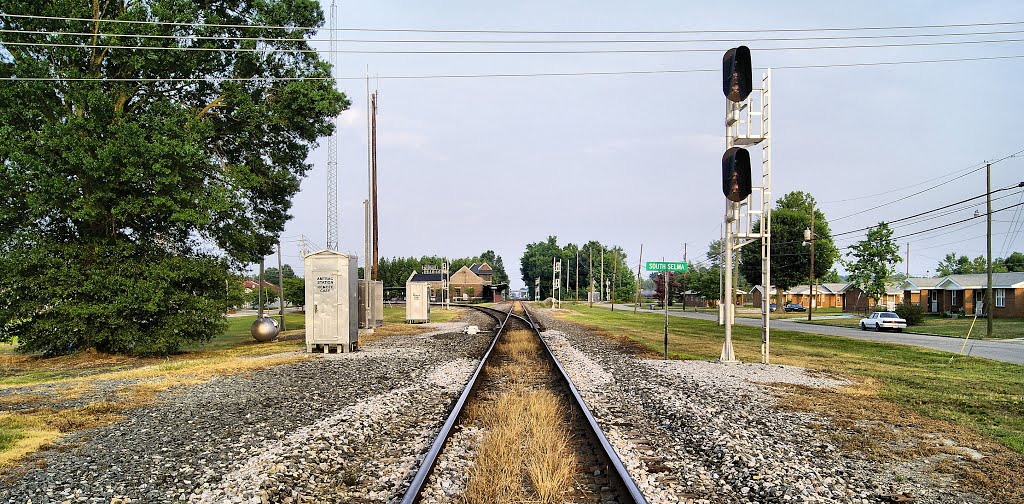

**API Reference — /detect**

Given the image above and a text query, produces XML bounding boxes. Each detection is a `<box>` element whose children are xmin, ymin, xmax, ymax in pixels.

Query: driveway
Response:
<box><xmin>597</xmin><ymin>304</ymin><xmax>1024</xmax><ymax>365</ymax></box>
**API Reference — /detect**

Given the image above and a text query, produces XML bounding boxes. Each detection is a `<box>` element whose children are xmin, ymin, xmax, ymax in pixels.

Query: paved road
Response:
<box><xmin>595</xmin><ymin>303</ymin><xmax>1024</xmax><ymax>365</ymax></box>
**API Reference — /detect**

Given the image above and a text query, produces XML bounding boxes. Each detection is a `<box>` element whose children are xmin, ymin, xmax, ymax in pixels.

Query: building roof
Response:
<box><xmin>901</xmin><ymin>277</ymin><xmax>944</xmax><ymax>290</ymax></box>
<box><xmin>935</xmin><ymin>272</ymin><xmax>1024</xmax><ymax>289</ymax></box>
<box><xmin>407</xmin><ymin>271</ymin><xmax>448</xmax><ymax>283</ymax></box>
<box><xmin>790</xmin><ymin>284</ymin><xmax>849</xmax><ymax>295</ymax></box>
<box><xmin>469</xmin><ymin>262</ymin><xmax>493</xmax><ymax>275</ymax></box>
<box><xmin>821</xmin><ymin>282</ymin><xmax>851</xmax><ymax>294</ymax></box>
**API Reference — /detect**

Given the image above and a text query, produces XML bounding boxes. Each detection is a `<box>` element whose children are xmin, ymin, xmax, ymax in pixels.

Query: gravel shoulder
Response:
<box><xmin>530</xmin><ymin>307</ymin><xmax>987</xmax><ymax>504</ymax></box>
<box><xmin>1</xmin><ymin>314</ymin><xmax>495</xmax><ymax>504</ymax></box>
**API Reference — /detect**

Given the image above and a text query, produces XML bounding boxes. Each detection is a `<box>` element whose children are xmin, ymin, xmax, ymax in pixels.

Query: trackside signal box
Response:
<box><xmin>304</xmin><ymin>250</ymin><xmax>359</xmax><ymax>353</ymax></box>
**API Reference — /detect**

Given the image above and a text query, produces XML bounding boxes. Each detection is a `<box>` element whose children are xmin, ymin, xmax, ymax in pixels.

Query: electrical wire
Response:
<box><xmin>8</xmin><ymin>27</ymin><xmax>1024</xmax><ymax>44</ymax></box>
<box><xmin>8</xmin><ymin>36</ymin><xmax>1024</xmax><ymax>54</ymax></box>
<box><xmin>5</xmin><ymin>54</ymin><xmax>1024</xmax><ymax>83</ymax></box>
<box><xmin>3</xmin><ymin>13</ymin><xmax>1024</xmax><ymax>34</ymax></box>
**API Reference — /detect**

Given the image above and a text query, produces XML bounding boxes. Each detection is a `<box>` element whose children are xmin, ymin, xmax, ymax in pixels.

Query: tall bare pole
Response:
<box><xmin>589</xmin><ymin>249</ymin><xmax>593</xmax><ymax>308</ymax></box>
<box><xmin>663</xmin><ymin>258</ymin><xmax>669</xmax><ymax>359</ymax></box>
<box><xmin>987</xmin><ymin>162</ymin><xmax>993</xmax><ymax>337</ymax></box>
<box><xmin>682</xmin><ymin>243</ymin><xmax>688</xmax><ymax>312</ymax></box>
<box><xmin>324</xmin><ymin>0</ymin><xmax>339</xmax><ymax>250</ymax></box>
<box><xmin>371</xmin><ymin>91</ymin><xmax>379</xmax><ymax>280</ymax></box>
<box><xmin>808</xmin><ymin>205</ymin><xmax>815</xmax><ymax>321</ymax></box>
<box><xmin>611</xmin><ymin>249</ymin><xmax>618</xmax><ymax>311</ymax></box>
<box><xmin>575</xmin><ymin>247</ymin><xmax>579</xmax><ymax>304</ymax></box>
<box><xmin>906</xmin><ymin>243</ymin><xmax>910</xmax><ymax>277</ymax></box>
<box><xmin>634</xmin><ymin>244</ymin><xmax>644</xmax><ymax>313</ymax></box>
<box><xmin>600</xmin><ymin>247</ymin><xmax>605</xmax><ymax>302</ymax></box>
<box><xmin>278</xmin><ymin>241</ymin><xmax>285</xmax><ymax>330</ymax></box>
<box><xmin>258</xmin><ymin>258</ymin><xmax>265</xmax><ymax>318</ymax></box>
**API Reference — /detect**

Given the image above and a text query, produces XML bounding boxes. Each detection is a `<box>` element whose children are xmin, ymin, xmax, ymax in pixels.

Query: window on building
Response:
<box><xmin>996</xmin><ymin>288</ymin><xmax>1006</xmax><ymax>308</ymax></box>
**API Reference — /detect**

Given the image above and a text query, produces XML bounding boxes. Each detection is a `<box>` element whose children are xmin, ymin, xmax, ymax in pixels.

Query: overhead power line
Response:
<box><xmin>830</xmin><ymin>148</ymin><xmax>1024</xmax><ymax>221</ymax></box>
<box><xmin>7</xmin><ymin>36</ymin><xmax>1024</xmax><ymax>54</ymax></box>
<box><xmin>3</xmin><ymin>13</ymin><xmax>1023</xmax><ymax>35</ymax></box>
<box><xmin>5</xmin><ymin>54</ymin><xmax>1024</xmax><ymax>83</ymax></box>
<box><xmin>6</xmin><ymin>27</ymin><xmax>1024</xmax><ymax>44</ymax></box>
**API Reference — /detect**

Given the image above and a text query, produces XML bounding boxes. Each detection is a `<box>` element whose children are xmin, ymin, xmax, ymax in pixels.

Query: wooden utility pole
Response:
<box><xmin>987</xmin><ymin>162</ymin><xmax>993</xmax><ymax>337</ymax></box>
<box><xmin>277</xmin><ymin>241</ymin><xmax>285</xmax><ymax>330</ymax></box>
<box><xmin>634</xmin><ymin>244</ymin><xmax>644</xmax><ymax>313</ymax></box>
<box><xmin>371</xmin><ymin>91</ymin><xmax>379</xmax><ymax>280</ymax></box>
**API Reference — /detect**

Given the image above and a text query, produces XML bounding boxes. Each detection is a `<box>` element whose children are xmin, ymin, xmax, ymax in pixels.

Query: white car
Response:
<box><xmin>859</xmin><ymin>312</ymin><xmax>907</xmax><ymax>332</ymax></box>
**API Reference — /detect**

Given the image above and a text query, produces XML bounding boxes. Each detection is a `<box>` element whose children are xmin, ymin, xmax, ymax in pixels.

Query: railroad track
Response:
<box><xmin>401</xmin><ymin>301</ymin><xmax>647</xmax><ymax>504</ymax></box>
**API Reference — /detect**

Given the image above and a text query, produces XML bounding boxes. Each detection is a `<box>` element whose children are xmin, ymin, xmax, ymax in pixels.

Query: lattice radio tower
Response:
<box><xmin>325</xmin><ymin>0</ymin><xmax>339</xmax><ymax>251</ymax></box>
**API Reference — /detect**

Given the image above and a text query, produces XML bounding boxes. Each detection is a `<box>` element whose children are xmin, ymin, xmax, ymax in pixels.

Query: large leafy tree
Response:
<box><xmin>936</xmin><ymin>252</ymin><xmax>1010</xmax><ymax>275</ymax></box>
<box><xmin>0</xmin><ymin>1</ymin><xmax>348</xmax><ymax>354</ymax></box>
<box><xmin>845</xmin><ymin>222</ymin><xmax>902</xmax><ymax>304</ymax></box>
<box><xmin>740</xmin><ymin>191</ymin><xmax>838</xmax><ymax>307</ymax></box>
<box><xmin>520</xmin><ymin>238</ymin><xmax>633</xmax><ymax>302</ymax></box>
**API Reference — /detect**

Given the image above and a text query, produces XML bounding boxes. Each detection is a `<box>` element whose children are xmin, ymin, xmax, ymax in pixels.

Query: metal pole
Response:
<box><xmin>808</xmin><ymin>205</ymin><xmax>815</xmax><ymax>321</ymax></box>
<box><xmin>611</xmin><ymin>250</ymin><xmax>618</xmax><ymax>311</ymax></box>
<box><xmin>371</xmin><ymin>92</ymin><xmax>380</xmax><ymax>282</ymax></box>
<box><xmin>575</xmin><ymin>247</ymin><xmax>580</xmax><ymax>304</ymax></box>
<box><xmin>634</xmin><ymin>244</ymin><xmax>643</xmax><ymax>313</ymax></box>
<box><xmin>761</xmin><ymin>68</ymin><xmax>773</xmax><ymax>365</ymax></box>
<box><xmin>589</xmin><ymin>249</ymin><xmax>593</xmax><ymax>308</ymax></box>
<box><xmin>987</xmin><ymin>162</ymin><xmax>993</xmax><ymax>337</ymax></box>
<box><xmin>721</xmin><ymin>202</ymin><xmax>737</xmax><ymax>363</ymax></box>
<box><xmin>552</xmin><ymin>256</ymin><xmax>556</xmax><ymax>303</ymax></box>
<box><xmin>278</xmin><ymin>241</ymin><xmax>286</xmax><ymax>330</ymax></box>
<box><xmin>601</xmin><ymin>247</ymin><xmax>605</xmax><ymax>302</ymax></box>
<box><xmin>663</xmin><ymin>268</ymin><xmax>669</xmax><ymax>360</ymax></box>
<box><xmin>258</xmin><ymin>258</ymin><xmax>265</xmax><ymax>318</ymax></box>
<box><xmin>682</xmin><ymin>243</ymin><xmax>687</xmax><ymax>312</ymax></box>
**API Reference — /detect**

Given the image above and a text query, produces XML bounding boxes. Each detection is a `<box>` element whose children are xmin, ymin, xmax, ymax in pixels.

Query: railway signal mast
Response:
<box><xmin>720</xmin><ymin>46</ymin><xmax>773</xmax><ymax>364</ymax></box>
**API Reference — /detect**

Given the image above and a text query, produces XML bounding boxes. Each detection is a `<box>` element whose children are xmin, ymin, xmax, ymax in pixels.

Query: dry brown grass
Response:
<box><xmin>0</xmin><ymin>352</ymin><xmax>304</xmax><ymax>469</ymax></box>
<box><xmin>460</xmin><ymin>322</ymin><xmax>579</xmax><ymax>503</ymax></box>
<box><xmin>778</xmin><ymin>380</ymin><xmax>1024</xmax><ymax>504</ymax></box>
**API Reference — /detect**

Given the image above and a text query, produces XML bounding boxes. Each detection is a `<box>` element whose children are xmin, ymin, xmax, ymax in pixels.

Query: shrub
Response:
<box><xmin>894</xmin><ymin>302</ymin><xmax>925</xmax><ymax>326</ymax></box>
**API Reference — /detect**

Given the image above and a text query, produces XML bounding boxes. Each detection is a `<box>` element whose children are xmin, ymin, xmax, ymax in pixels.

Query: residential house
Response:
<box><xmin>902</xmin><ymin>272</ymin><xmax>1024</xmax><ymax>317</ymax></box>
<box><xmin>789</xmin><ymin>284</ymin><xmax>846</xmax><ymax>309</ymax></box>
<box><xmin>841</xmin><ymin>283</ymin><xmax>904</xmax><ymax>313</ymax></box>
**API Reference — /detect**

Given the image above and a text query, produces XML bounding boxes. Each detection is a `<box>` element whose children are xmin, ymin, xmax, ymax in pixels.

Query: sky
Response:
<box><xmin>271</xmin><ymin>0</ymin><xmax>1024</xmax><ymax>288</ymax></box>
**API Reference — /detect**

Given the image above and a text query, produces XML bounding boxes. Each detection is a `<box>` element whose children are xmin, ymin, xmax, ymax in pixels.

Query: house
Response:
<box><xmin>682</xmin><ymin>290</ymin><xmax>709</xmax><ymax>308</ymax></box>
<box><xmin>901</xmin><ymin>272</ymin><xmax>1024</xmax><ymax>317</ymax></box>
<box><xmin>842</xmin><ymin>283</ymin><xmax>904</xmax><ymax>313</ymax></box>
<box><xmin>788</xmin><ymin>283</ymin><xmax>846</xmax><ymax>309</ymax></box>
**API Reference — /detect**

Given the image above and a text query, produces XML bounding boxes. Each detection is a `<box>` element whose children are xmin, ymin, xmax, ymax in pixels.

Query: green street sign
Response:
<box><xmin>646</xmin><ymin>261</ymin><xmax>688</xmax><ymax>272</ymax></box>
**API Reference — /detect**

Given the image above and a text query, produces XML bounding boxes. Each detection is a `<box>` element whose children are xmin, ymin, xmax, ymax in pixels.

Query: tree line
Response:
<box><xmin>519</xmin><ymin>237</ymin><xmax>636</xmax><ymax>302</ymax></box>
<box><xmin>375</xmin><ymin>250</ymin><xmax>509</xmax><ymax>287</ymax></box>
<box><xmin>0</xmin><ymin>1</ymin><xmax>347</xmax><ymax>355</ymax></box>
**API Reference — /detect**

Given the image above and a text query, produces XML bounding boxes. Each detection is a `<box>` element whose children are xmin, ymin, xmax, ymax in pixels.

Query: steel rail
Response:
<box><xmin>398</xmin><ymin>303</ymin><xmax>513</xmax><ymax>504</ymax></box>
<box><xmin>520</xmin><ymin>304</ymin><xmax>649</xmax><ymax>504</ymax></box>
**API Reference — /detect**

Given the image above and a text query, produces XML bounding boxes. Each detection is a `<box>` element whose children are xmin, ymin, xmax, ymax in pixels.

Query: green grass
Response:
<box><xmin>381</xmin><ymin>306</ymin><xmax>462</xmax><ymax>324</ymax></box>
<box><xmin>0</xmin><ymin>417</ymin><xmax>26</xmax><ymax>452</ymax></box>
<box><xmin>797</xmin><ymin>314</ymin><xmax>1024</xmax><ymax>339</ymax></box>
<box><xmin>559</xmin><ymin>305</ymin><xmax>1024</xmax><ymax>453</ymax></box>
<box><xmin>183</xmin><ymin>313</ymin><xmax>306</xmax><ymax>352</ymax></box>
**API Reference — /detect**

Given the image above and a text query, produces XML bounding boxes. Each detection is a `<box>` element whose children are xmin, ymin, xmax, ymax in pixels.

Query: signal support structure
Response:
<box><xmin>722</xmin><ymin>68</ymin><xmax>772</xmax><ymax>364</ymax></box>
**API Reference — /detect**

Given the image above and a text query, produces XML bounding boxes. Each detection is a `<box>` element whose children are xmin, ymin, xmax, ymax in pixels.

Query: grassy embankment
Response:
<box><xmin>798</xmin><ymin>314</ymin><xmax>1024</xmax><ymax>339</ymax></box>
<box><xmin>556</xmin><ymin>305</ymin><xmax>1024</xmax><ymax>453</ymax></box>
<box><xmin>0</xmin><ymin>308</ymin><xmax>462</xmax><ymax>467</ymax></box>
<box><xmin>556</xmin><ymin>305</ymin><xmax>1024</xmax><ymax>501</ymax></box>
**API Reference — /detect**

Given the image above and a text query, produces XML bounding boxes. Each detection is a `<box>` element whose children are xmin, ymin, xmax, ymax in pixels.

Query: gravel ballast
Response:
<box><xmin>1</xmin><ymin>315</ymin><xmax>492</xmax><ymax>504</ymax></box>
<box><xmin>530</xmin><ymin>307</ymin><xmax>983</xmax><ymax>504</ymax></box>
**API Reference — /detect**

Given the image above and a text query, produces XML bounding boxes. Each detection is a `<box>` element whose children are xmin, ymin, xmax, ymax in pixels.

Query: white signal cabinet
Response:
<box><xmin>372</xmin><ymin>280</ymin><xmax>384</xmax><ymax>327</ymax></box>
<box><xmin>406</xmin><ymin>282</ymin><xmax>431</xmax><ymax>323</ymax></box>
<box><xmin>304</xmin><ymin>250</ymin><xmax>359</xmax><ymax>352</ymax></box>
<box><xmin>357</xmin><ymin>279</ymin><xmax>385</xmax><ymax>329</ymax></box>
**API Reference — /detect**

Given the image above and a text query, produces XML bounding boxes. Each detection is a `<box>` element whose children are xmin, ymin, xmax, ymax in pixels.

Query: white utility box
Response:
<box><xmin>304</xmin><ymin>250</ymin><xmax>358</xmax><ymax>353</ymax></box>
<box><xmin>406</xmin><ymin>281</ymin><xmax>431</xmax><ymax>323</ymax></box>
